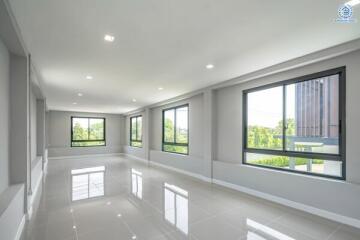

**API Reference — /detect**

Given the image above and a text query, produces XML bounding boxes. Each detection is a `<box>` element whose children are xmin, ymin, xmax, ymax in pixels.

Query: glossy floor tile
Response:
<box><xmin>22</xmin><ymin>155</ymin><xmax>360</xmax><ymax>240</ymax></box>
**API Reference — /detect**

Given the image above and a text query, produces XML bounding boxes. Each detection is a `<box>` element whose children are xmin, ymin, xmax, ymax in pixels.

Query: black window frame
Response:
<box><xmin>130</xmin><ymin>115</ymin><xmax>143</xmax><ymax>148</ymax></box>
<box><xmin>162</xmin><ymin>104</ymin><xmax>189</xmax><ymax>155</ymax></box>
<box><xmin>71</xmin><ymin>116</ymin><xmax>106</xmax><ymax>147</ymax></box>
<box><xmin>242</xmin><ymin>67</ymin><xmax>346</xmax><ymax>180</ymax></box>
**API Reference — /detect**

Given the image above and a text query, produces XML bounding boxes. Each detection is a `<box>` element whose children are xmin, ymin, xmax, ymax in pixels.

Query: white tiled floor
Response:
<box><xmin>22</xmin><ymin>155</ymin><xmax>360</xmax><ymax>240</ymax></box>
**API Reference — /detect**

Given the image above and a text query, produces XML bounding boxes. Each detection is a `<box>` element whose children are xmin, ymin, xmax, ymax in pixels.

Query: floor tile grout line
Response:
<box><xmin>271</xmin><ymin>211</ymin><xmax>339</xmax><ymax>240</ymax></box>
<box><xmin>325</xmin><ymin>224</ymin><xmax>342</xmax><ymax>240</ymax></box>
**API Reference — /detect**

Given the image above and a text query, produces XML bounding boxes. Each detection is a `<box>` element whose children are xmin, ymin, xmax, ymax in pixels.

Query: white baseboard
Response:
<box><xmin>212</xmin><ymin>178</ymin><xmax>360</xmax><ymax>229</ymax></box>
<box><xmin>121</xmin><ymin>153</ymin><xmax>149</xmax><ymax>163</ymax></box>
<box><xmin>14</xmin><ymin>215</ymin><xmax>26</xmax><ymax>240</ymax></box>
<box><xmin>122</xmin><ymin>153</ymin><xmax>212</xmax><ymax>183</ymax></box>
<box><xmin>27</xmin><ymin>206</ymin><xmax>33</xmax><ymax>220</ymax></box>
<box><xmin>150</xmin><ymin>161</ymin><xmax>212</xmax><ymax>183</ymax></box>
<box><xmin>43</xmin><ymin>159</ymin><xmax>48</xmax><ymax>175</ymax></box>
<box><xmin>28</xmin><ymin>170</ymin><xmax>43</xmax><ymax>220</ymax></box>
<box><xmin>48</xmin><ymin>152</ymin><xmax>122</xmax><ymax>160</ymax></box>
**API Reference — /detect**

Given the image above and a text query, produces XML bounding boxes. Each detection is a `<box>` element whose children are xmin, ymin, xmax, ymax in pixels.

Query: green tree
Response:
<box><xmin>247</xmin><ymin>118</ymin><xmax>295</xmax><ymax>150</ymax></box>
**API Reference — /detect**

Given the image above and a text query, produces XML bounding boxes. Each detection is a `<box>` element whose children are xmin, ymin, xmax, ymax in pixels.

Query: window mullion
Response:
<box><xmin>131</xmin><ymin>117</ymin><xmax>133</xmax><ymax>142</ymax></box>
<box><xmin>282</xmin><ymin>85</ymin><xmax>286</xmax><ymax>152</ymax></box>
<box><xmin>174</xmin><ymin>109</ymin><xmax>177</xmax><ymax>144</ymax></box>
<box><xmin>136</xmin><ymin>117</ymin><xmax>138</xmax><ymax>141</ymax></box>
<box><xmin>88</xmin><ymin>118</ymin><xmax>90</xmax><ymax>141</ymax></box>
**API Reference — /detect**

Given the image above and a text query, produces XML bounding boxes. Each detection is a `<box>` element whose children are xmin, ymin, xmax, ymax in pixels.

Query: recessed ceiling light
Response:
<box><xmin>206</xmin><ymin>64</ymin><xmax>214</xmax><ymax>69</ymax></box>
<box><xmin>346</xmin><ymin>0</ymin><xmax>360</xmax><ymax>6</ymax></box>
<box><xmin>132</xmin><ymin>236</ymin><xmax>137</xmax><ymax>240</ymax></box>
<box><xmin>86</xmin><ymin>75</ymin><xmax>93</xmax><ymax>80</ymax></box>
<box><xmin>73</xmin><ymin>226</ymin><xmax>77</xmax><ymax>229</ymax></box>
<box><xmin>132</xmin><ymin>99</ymin><xmax>137</xmax><ymax>102</ymax></box>
<box><xmin>104</xmin><ymin>34</ymin><xmax>115</xmax><ymax>42</ymax></box>
<box><xmin>158</xmin><ymin>87</ymin><xmax>164</xmax><ymax>91</ymax></box>
<box><xmin>72</xmin><ymin>102</ymin><xmax>77</xmax><ymax>105</ymax></box>
<box><xmin>117</xmin><ymin>213</ymin><xmax>122</xmax><ymax>217</ymax></box>
<box><xmin>78</xmin><ymin>93</ymin><xmax>83</xmax><ymax>97</ymax></box>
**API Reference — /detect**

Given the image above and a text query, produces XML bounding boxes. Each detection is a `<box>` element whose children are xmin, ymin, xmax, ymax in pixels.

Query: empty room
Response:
<box><xmin>1</xmin><ymin>0</ymin><xmax>360</xmax><ymax>239</ymax></box>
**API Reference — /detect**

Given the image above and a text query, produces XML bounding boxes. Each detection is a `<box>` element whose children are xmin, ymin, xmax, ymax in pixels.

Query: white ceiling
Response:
<box><xmin>9</xmin><ymin>0</ymin><xmax>360</xmax><ymax>114</ymax></box>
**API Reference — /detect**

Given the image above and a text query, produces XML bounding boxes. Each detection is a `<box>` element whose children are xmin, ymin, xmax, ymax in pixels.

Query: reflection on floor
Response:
<box><xmin>164</xmin><ymin>183</ymin><xmax>189</xmax><ymax>235</ymax></box>
<box><xmin>22</xmin><ymin>155</ymin><xmax>360</xmax><ymax>240</ymax></box>
<box><xmin>71</xmin><ymin>166</ymin><xmax>105</xmax><ymax>201</ymax></box>
<box><xmin>131</xmin><ymin>168</ymin><xmax>143</xmax><ymax>200</ymax></box>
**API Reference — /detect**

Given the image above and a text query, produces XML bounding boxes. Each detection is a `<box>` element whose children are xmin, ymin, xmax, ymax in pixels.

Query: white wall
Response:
<box><xmin>123</xmin><ymin>49</ymin><xmax>360</xmax><ymax>226</ymax></box>
<box><xmin>30</xmin><ymin>86</ymin><xmax>37</xmax><ymax>162</ymax></box>
<box><xmin>0</xmin><ymin>184</ymin><xmax>25</xmax><ymax>240</ymax></box>
<box><xmin>36</xmin><ymin>99</ymin><xmax>46</xmax><ymax>158</ymax></box>
<box><xmin>213</xmin><ymin>50</ymin><xmax>360</xmax><ymax>222</ymax></box>
<box><xmin>0</xmin><ymin>38</ymin><xmax>10</xmax><ymax>194</ymax></box>
<box><xmin>9</xmin><ymin>54</ymin><xmax>28</xmax><ymax>186</ymax></box>
<box><xmin>48</xmin><ymin>110</ymin><xmax>125</xmax><ymax>157</ymax></box>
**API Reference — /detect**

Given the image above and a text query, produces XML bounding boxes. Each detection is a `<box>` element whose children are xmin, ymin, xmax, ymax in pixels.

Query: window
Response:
<box><xmin>130</xmin><ymin>115</ymin><xmax>142</xmax><ymax>147</ymax></box>
<box><xmin>162</xmin><ymin>105</ymin><xmax>189</xmax><ymax>154</ymax></box>
<box><xmin>243</xmin><ymin>67</ymin><xmax>346</xmax><ymax>179</ymax></box>
<box><xmin>71</xmin><ymin>117</ymin><xmax>105</xmax><ymax>147</ymax></box>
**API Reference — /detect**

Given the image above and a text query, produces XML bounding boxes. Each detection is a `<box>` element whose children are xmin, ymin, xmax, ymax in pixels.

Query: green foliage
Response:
<box><xmin>249</xmin><ymin>156</ymin><xmax>323</xmax><ymax>167</ymax></box>
<box><xmin>247</xmin><ymin>118</ymin><xmax>295</xmax><ymax>149</ymax></box>
<box><xmin>247</xmin><ymin>118</ymin><xmax>324</xmax><ymax>168</ymax></box>
<box><xmin>163</xmin><ymin>144</ymin><xmax>188</xmax><ymax>154</ymax></box>
<box><xmin>89</xmin><ymin>122</ymin><xmax>104</xmax><ymax>140</ymax></box>
<box><xmin>131</xmin><ymin>141</ymin><xmax>142</xmax><ymax>147</ymax></box>
<box><xmin>73</xmin><ymin>122</ymin><xmax>88</xmax><ymax>140</ymax></box>
<box><xmin>164</xmin><ymin>118</ymin><xmax>175</xmax><ymax>142</ymax></box>
<box><xmin>131</xmin><ymin>117</ymin><xmax>142</xmax><ymax>141</ymax></box>
<box><xmin>163</xmin><ymin>117</ymin><xmax>188</xmax><ymax>154</ymax></box>
<box><xmin>72</xmin><ymin>141</ymin><xmax>105</xmax><ymax>147</ymax></box>
<box><xmin>72</xmin><ymin>119</ymin><xmax>105</xmax><ymax>147</ymax></box>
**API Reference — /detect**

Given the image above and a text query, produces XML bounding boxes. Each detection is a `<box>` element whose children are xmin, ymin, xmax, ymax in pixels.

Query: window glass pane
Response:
<box><xmin>137</xmin><ymin>117</ymin><xmax>142</xmax><ymax>141</ymax></box>
<box><xmin>131</xmin><ymin>117</ymin><xmax>137</xmax><ymax>140</ymax></box>
<box><xmin>247</xmin><ymin>86</ymin><xmax>283</xmax><ymax>150</ymax></box>
<box><xmin>176</xmin><ymin>107</ymin><xmax>188</xmax><ymax>144</ymax></box>
<box><xmin>245</xmin><ymin>153</ymin><xmax>342</xmax><ymax>177</ymax></box>
<box><xmin>163</xmin><ymin>144</ymin><xmax>188</xmax><ymax>154</ymax></box>
<box><xmin>72</xmin><ymin>118</ymin><xmax>89</xmax><ymax>140</ymax></box>
<box><xmin>164</xmin><ymin>109</ymin><xmax>175</xmax><ymax>142</ymax></box>
<box><xmin>286</xmin><ymin>75</ymin><xmax>339</xmax><ymax>154</ymax></box>
<box><xmin>89</xmin><ymin>118</ymin><xmax>104</xmax><ymax>140</ymax></box>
